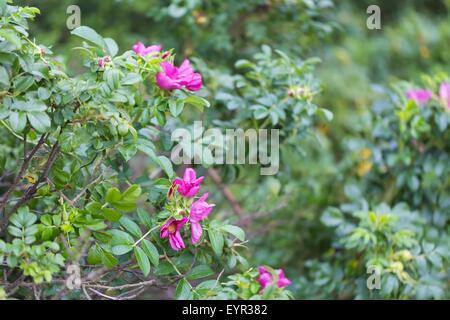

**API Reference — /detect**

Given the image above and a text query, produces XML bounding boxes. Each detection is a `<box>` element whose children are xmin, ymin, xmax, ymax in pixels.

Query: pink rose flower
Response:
<box><xmin>170</xmin><ymin>168</ymin><xmax>204</xmax><ymax>198</ymax></box>
<box><xmin>439</xmin><ymin>82</ymin><xmax>450</xmax><ymax>108</ymax></box>
<box><xmin>257</xmin><ymin>266</ymin><xmax>273</xmax><ymax>289</ymax></box>
<box><xmin>406</xmin><ymin>89</ymin><xmax>433</xmax><ymax>105</ymax></box>
<box><xmin>257</xmin><ymin>266</ymin><xmax>292</xmax><ymax>290</ymax></box>
<box><xmin>160</xmin><ymin>217</ymin><xmax>188</xmax><ymax>251</ymax></box>
<box><xmin>189</xmin><ymin>193</ymin><xmax>215</xmax><ymax>244</ymax></box>
<box><xmin>132</xmin><ymin>42</ymin><xmax>161</xmax><ymax>57</ymax></box>
<box><xmin>156</xmin><ymin>59</ymin><xmax>202</xmax><ymax>92</ymax></box>
<box><xmin>276</xmin><ymin>269</ymin><xmax>292</xmax><ymax>288</ymax></box>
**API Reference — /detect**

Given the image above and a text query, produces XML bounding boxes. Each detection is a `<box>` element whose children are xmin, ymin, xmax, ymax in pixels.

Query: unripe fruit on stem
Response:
<box><xmin>117</xmin><ymin>123</ymin><xmax>128</xmax><ymax>136</ymax></box>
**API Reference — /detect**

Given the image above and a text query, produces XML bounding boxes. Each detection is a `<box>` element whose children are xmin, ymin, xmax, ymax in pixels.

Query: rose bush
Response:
<box><xmin>0</xmin><ymin>2</ymin><xmax>295</xmax><ymax>299</ymax></box>
<box><xmin>300</xmin><ymin>77</ymin><xmax>449</xmax><ymax>299</ymax></box>
<box><xmin>1</xmin><ymin>0</ymin><xmax>449</xmax><ymax>300</ymax></box>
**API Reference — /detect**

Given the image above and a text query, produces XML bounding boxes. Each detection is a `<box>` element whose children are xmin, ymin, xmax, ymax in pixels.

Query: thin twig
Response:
<box><xmin>71</xmin><ymin>175</ymin><xmax>102</xmax><ymax>205</ymax></box>
<box><xmin>132</xmin><ymin>225</ymin><xmax>159</xmax><ymax>247</ymax></box>
<box><xmin>8</xmin><ymin>142</ymin><xmax>60</xmax><ymax>215</ymax></box>
<box><xmin>88</xmin><ymin>287</ymin><xmax>120</xmax><ymax>300</ymax></box>
<box><xmin>84</xmin><ymin>279</ymin><xmax>156</xmax><ymax>291</ymax></box>
<box><xmin>0</xmin><ymin>133</ymin><xmax>47</xmax><ymax>214</ymax></box>
<box><xmin>82</xmin><ymin>285</ymin><xmax>92</xmax><ymax>300</ymax></box>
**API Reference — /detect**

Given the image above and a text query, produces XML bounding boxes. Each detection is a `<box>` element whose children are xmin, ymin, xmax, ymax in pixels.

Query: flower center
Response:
<box><xmin>168</xmin><ymin>223</ymin><xmax>176</xmax><ymax>234</ymax></box>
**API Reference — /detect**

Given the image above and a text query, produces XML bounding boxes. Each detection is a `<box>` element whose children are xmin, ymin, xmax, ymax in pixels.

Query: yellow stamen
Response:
<box><xmin>168</xmin><ymin>224</ymin><xmax>176</xmax><ymax>234</ymax></box>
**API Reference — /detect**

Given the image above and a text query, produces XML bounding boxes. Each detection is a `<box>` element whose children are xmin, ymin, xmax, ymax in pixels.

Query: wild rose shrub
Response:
<box><xmin>1</xmin><ymin>1</ymin><xmax>449</xmax><ymax>301</ymax></box>
<box><xmin>0</xmin><ymin>3</ymin><xmax>293</xmax><ymax>300</ymax></box>
<box><xmin>19</xmin><ymin>0</ymin><xmax>336</xmax><ymax>65</ymax></box>
<box><xmin>300</xmin><ymin>79</ymin><xmax>450</xmax><ymax>299</ymax></box>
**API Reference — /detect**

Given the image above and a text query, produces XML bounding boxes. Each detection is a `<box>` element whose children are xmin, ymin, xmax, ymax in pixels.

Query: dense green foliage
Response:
<box><xmin>0</xmin><ymin>0</ymin><xmax>449</xmax><ymax>299</ymax></box>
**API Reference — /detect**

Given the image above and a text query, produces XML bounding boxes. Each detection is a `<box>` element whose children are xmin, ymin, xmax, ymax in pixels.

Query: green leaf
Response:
<box><xmin>187</xmin><ymin>265</ymin><xmax>214</xmax><ymax>280</ymax></box>
<box><xmin>104</xmin><ymin>69</ymin><xmax>121</xmax><ymax>90</ymax></box>
<box><xmin>428</xmin><ymin>252</ymin><xmax>443</xmax><ymax>268</ymax></box>
<box><xmin>25</xmin><ymin>225</ymin><xmax>38</xmax><ymax>236</ymax></box>
<box><xmin>253</xmin><ymin>106</ymin><xmax>269</xmax><ymax>120</ymax></box>
<box><xmin>262</xmin><ymin>284</ymin><xmax>276</xmax><ymax>299</ymax></box>
<box><xmin>118</xmin><ymin>144</ymin><xmax>137</xmax><ymax>162</ymax></box>
<box><xmin>407</xmin><ymin>175</ymin><xmax>420</xmax><ymax>191</ymax></box>
<box><xmin>40</xmin><ymin>214</ymin><xmax>52</xmax><ymax>226</ymax></box>
<box><xmin>17</xmin><ymin>100</ymin><xmax>47</xmax><ymax>112</ymax></box>
<box><xmin>105</xmin><ymin>187</ymin><xmax>121</xmax><ymax>203</ymax></box>
<box><xmin>0</xmin><ymin>29</ymin><xmax>22</xmax><ymax>49</ymax></box>
<box><xmin>110</xmin><ymin>229</ymin><xmax>134</xmax><ymax>245</ymax></box>
<box><xmin>157</xmin><ymin>155</ymin><xmax>174</xmax><ymax>178</ymax></box>
<box><xmin>220</xmin><ymin>225</ymin><xmax>245</xmax><ymax>241</ymax></box>
<box><xmin>111</xmin><ymin>244</ymin><xmax>133</xmax><ymax>256</ymax></box>
<box><xmin>167</xmin><ymin>3</ymin><xmax>188</xmax><ymax>18</ymax></box>
<box><xmin>175</xmin><ymin>279</ymin><xmax>191</xmax><ymax>300</ymax></box>
<box><xmin>8</xmin><ymin>226</ymin><xmax>22</xmax><ymax>238</ymax></box>
<box><xmin>141</xmin><ymin>239</ymin><xmax>159</xmax><ymax>267</ymax></box>
<box><xmin>37</xmin><ymin>87</ymin><xmax>51</xmax><ymax>100</ymax></box>
<box><xmin>87</xmin><ymin>245</ymin><xmax>102</xmax><ymax>265</ymax></box>
<box><xmin>0</xmin><ymin>106</ymin><xmax>8</xmax><ymax>120</ymax></box>
<box><xmin>208</xmin><ymin>229</ymin><xmax>224</xmax><ymax>256</ymax></box>
<box><xmin>196</xmin><ymin>279</ymin><xmax>218</xmax><ymax>291</ymax></box>
<box><xmin>138</xmin><ymin>143</ymin><xmax>157</xmax><ymax>160</ymax></box>
<box><xmin>275</xmin><ymin>49</ymin><xmax>290</xmax><ymax>61</ymax></box>
<box><xmin>119</xmin><ymin>217</ymin><xmax>142</xmax><ymax>238</ymax></box>
<box><xmin>9</xmin><ymin>112</ymin><xmax>26</xmax><ymax>132</ymax></box>
<box><xmin>104</xmin><ymin>37</ymin><xmax>119</xmax><ymax>57</ymax></box>
<box><xmin>137</xmin><ymin>208</ymin><xmax>152</xmax><ymax>229</ymax></box>
<box><xmin>40</xmin><ymin>227</ymin><xmax>53</xmax><ymax>241</ymax></box>
<box><xmin>321</xmin><ymin>207</ymin><xmax>343</xmax><ymax>227</ymax></box>
<box><xmin>71</xmin><ymin>26</ymin><xmax>106</xmax><ymax>48</ymax></box>
<box><xmin>111</xmin><ymin>201</ymin><xmax>136</xmax><ymax>212</ymax></box>
<box><xmin>122</xmin><ymin>73</ymin><xmax>142</xmax><ymax>85</ymax></box>
<box><xmin>169</xmin><ymin>99</ymin><xmax>185</xmax><ymax>117</ymax></box>
<box><xmin>184</xmin><ymin>95</ymin><xmax>210</xmax><ymax>111</ymax></box>
<box><xmin>0</xmin><ymin>66</ymin><xmax>9</xmax><ymax>87</ymax></box>
<box><xmin>110</xmin><ymin>93</ymin><xmax>128</xmax><ymax>103</ymax></box>
<box><xmin>134</xmin><ymin>246</ymin><xmax>151</xmax><ymax>276</ymax></box>
<box><xmin>27</xmin><ymin>112</ymin><xmax>51</xmax><ymax>132</ymax></box>
<box><xmin>13</xmin><ymin>75</ymin><xmax>34</xmax><ymax>93</ymax></box>
<box><xmin>101</xmin><ymin>250</ymin><xmax>119</xmax><ymax>269</ymax></box>
<box><xmin>155</xmin><ymin>261</ymin><xmax>175</xmax><ymax>276</ymax></box>
<box><xmin>0</xmin><ymin>0</ymin><xmax>7</xmax><ymax>14</ymax></box>
<box><xmin>235</xmin><ymin>59</ymin><xmax>255</xmax><ymax>69</ymax></box>
<box><xmin>122</xmin><ymin>184</ymin><xmax>141</xmax><ymax>200</ymax></box>
<box><xmin>101</xmin><ymin>208</ymin><xmax>122</xmax><ymax>222</ymax></box>
<box><xmin>318</xmin><ymin>108</ymin><xmax>333</xmax><ymax>121</ymax></box>
<box><xmin>154</xmin><ymin>109</ymin><xmax>166</xmax><ymax>126</ymax></box>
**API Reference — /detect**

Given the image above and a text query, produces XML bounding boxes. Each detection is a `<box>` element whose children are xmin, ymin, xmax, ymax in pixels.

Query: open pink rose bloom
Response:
<box><xmin>160</xmin><ymin>217</ymin><xmax>188</xmax><ymax>251</ymax></box>
<box><xmin>406</xmin><ymin>89</ymin><xmax>433</xmax><ymax>105</ymax></box>
<box><xmin>171</xmin><ymin>168</ymin><xmax>204</xmax><ymax>198</ymax></box>
<box><xmin>156</xmin><ymin>59</ymin><xmax>202</xmax><ymax>92</ymax></box>
<box><xmin>132</xmin><ymin>42</ymin><xmax>161</xmax><ymax>56</ymax></box>
<box><xmin>162</xmin><ymin>168</ymin><xmax>215</xmax><ymax>250</ymax></box>
<box><xmin>189</xmin><ymin>193</ymin><xmax>215</xmax><ymax>244</ymax></box>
